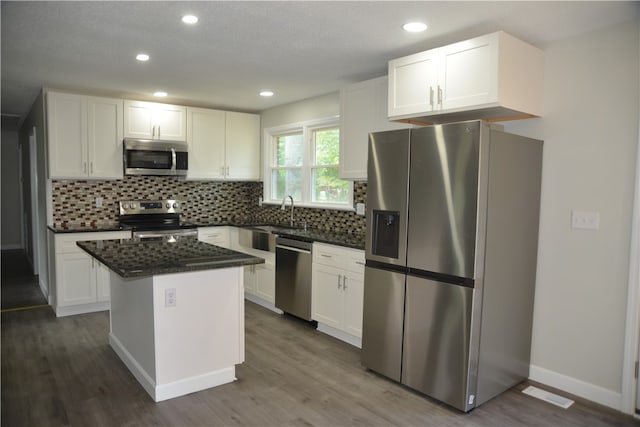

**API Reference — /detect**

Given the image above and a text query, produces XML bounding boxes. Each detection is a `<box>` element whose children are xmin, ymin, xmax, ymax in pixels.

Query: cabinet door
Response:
<box><xmin>244</xmin><ymin>266</ymin><xmax>257</xmax><ymax>295</ymax></box>
<box><xmin>123</xmin><ymin>100</ymin><xmax>153</xmax><ymax>139</ymax></box>
<box><xmin>311</xmin><ymin>263</ymin><xmax>343</xmax><ymax>329</ymax></box>
<box><xmin>57</xmin><ymin>252</ymin><xmax>96</xmax><ymax>306</ymax></box>
<box><xmin>154</xmin><ymin>105</ymin><xmax>187</xmax><ymax>141</ymax></box>
<box><xmin>340</xmin><ymin>77</ymin><xmax>409</xmax><ymax>180</ymax></box>
<box><xmin>95</xmin><ymin>260</ymin><xmax>111</xmax><ymax>303</ymax></box>
<box><xmin>87</xmin><ymin>96</ymin><xmax>123</xmax><ymax>179</ymax></box>
<box><xmin>255</xmin><ymin>262</ymin><xmax>275</xmax><ymax>303</ymax></box>
<box><xmin>438</xmin><ymin>33</ymin><xmax>497</xmax><ymax>112</ymax></box>
<box><xmin>47</xmin><ymin>92</ymin><xmax>87</xmax><ymax>178</ymax></box>
<box><xmin>388</xmin><ymin>48</ymin><xmax>439</xmax><ymax>118</ymax></box>
<box><xmin>225</xmin><ymin>112</ymin><xmax>260</xmax><ymax>180</ymax></box>
<box><xmin>343</xmin><ymin>272</ymin><xmax>364</xmax><ymax>337</ymax></box>
<box><xmin>186</xmin><ymin>108</ymin><xmax>226</xmax><ymax>180</ymax></box>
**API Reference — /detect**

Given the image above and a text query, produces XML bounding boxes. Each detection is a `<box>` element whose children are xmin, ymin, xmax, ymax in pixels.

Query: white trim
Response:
<box><xmin>29</xmin><ymin>127</ymin><xmax>40</xmax><ymax>275</ymax></box>
<box><xmin>155</xmin><ymin>367</ymin><xmax>236</xmax><ymax>402</ymax></box>
<box><xmin>244</xmin><ymin>293</ymin><xmax>283</xmax><ymax>314</ymax></box>
<box><xmin>621</xmin><ymin>111</ymin><xmax>640</xmax><ymax>415</ymax></box>
<box><xmin>109</xmin><ymin>333</ymin><xmax>157</xmax><ymax>399</ymax></box>
<box><xmin>263</xmin><ymin>116</ymin><xmax>354</xmax><ymax>210</ymax></box>
<box><xmin>316</xmin><ymin>322</ymin><xmax>362</xmax><ymax>348</ymax></box>
<box><xmin>54</xmin><ymin>302</ymin><xmax>109</xmax><ymax>317</ymax></box>
<box><xmin>529</xmin><ymin>364</ymin><xmax>622</xmax><ymax>411</ymax></box>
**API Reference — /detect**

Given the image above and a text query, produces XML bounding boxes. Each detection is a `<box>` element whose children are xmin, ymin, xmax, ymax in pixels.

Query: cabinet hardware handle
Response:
<box><xmin>429</xmin><ymin>86</ymin><xmax>434</xmax><ymax>107</ymax></box>
<box><xmin>321</xmin><ymin>254</ymin><xmax>332</xmax><ymax>258</ymax></box>
<box><xmin>437</xmin><ymin>85</ymin><xmax>443</xmax><ymax>106</ymax></box>
<box><xmin>90</xmin><ymin>162</ymin><xmax>93</xmax><ymax>174</ymax></box>
<box><xmin>152</xmin><ymin>125</ymin><xmax>156</xmax><ymax>139</ymax></box>
<box><xmin>343</xmin><ymin>276</ymin><xmax>348</xmax><ymax>290</ymax></box>
<box><xmin>83</xmin><ymin>162</ymin><xmax>87</xmax><ymax>173</ymax></box>
<box><xmin>337</xmin><ymin>274</ymin><xmax>342</xmax><ymax>289</ymax></box>
<box><xmin>355</xmin><ymin>261</ymin><xmax>365</xmax><ymax>266</ymax></box>
<box><xmin>158</xmin><ymin>126</ymin><xmax>161</xmax><ymax>139</ymax></box>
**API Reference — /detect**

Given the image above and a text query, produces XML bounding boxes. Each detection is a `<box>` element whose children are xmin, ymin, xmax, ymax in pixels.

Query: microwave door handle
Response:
<box><xmin>171</xmin><ymin>148</ymin><xmax>177</xmax><ymax>174</ymax></box>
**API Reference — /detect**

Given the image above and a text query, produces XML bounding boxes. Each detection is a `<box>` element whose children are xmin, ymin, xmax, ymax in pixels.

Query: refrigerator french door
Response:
<box><xmin>362</xmin><ymin>120</ymin><xmax>543</xmax><ymax>412</ymax></box>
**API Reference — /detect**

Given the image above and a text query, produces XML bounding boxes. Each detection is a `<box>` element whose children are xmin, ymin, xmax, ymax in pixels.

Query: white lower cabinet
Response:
<box><xmin>198</xmin><ymin>226</ymin><xmax>230</xmax><ymax>248</ymax></box>
<box><xmin>49</xmin><ymin>230</ymin><xmax>131</xmax><ymax>317</ymax></box>
<box><xmin>245</xmin><ymin>262</ymin><xmax>276</xmax><ymax>303</ymax></box>
<box><xmin>312</xmin><ymin>243</ymin><xmax>365</xmax><ymax>347</ymax></box>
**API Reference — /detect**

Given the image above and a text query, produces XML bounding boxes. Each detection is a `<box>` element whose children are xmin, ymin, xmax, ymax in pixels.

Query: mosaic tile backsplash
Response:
<box><xmin>52</xmin><ymin>177</ymin><xmax>367</xmax><ymax>235</ymax></box>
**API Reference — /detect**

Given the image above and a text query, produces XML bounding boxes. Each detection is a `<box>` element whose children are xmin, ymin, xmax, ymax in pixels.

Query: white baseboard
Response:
<box><xmin>110</xmin><ymin>333</ymin><xmax>236</xmax><ymax>402</ymax></box>
<box><xmin>54</xmin><ymin>301</ymin><xmax>110</xmax><ymax>317</ymax></box>
<box><xmin>38</xmin><ymin>277</ymin><xmax>48</xmax><ymax>301</ymax></box>
<box><xmin>244</xmin><ymin>293</ymin><xmax>283</xmax><ymax>314</ymax></box>
<box><xmin>529</xmin><ymin>364</ymin><xmax>622</xmax><ymax>411</ymax></box>
<box><xmin>316</xmin><ymin>323</ymin><xmax>362</xmax><ymax>348</ymax></box>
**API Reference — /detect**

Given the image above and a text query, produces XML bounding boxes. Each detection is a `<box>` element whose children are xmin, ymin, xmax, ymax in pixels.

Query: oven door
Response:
<box><xmin>124</xmin><ymin>139</ymin><xmax>188</xmax><ymax>176</ymax></box>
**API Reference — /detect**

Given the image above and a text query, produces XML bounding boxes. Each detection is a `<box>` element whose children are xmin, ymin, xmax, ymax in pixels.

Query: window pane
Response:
<box><xmin>312</xmin><ymin>167</ymin><xmax>349</xmax><ymax>203</ymax></box>
<box><xmin>275</xmin><ymin>134</ymin><xmax>303</xmax><ymax>167</ymax></box>
<box><xmin>314</xmin><ymin>128</ymin><xmax>340</xmax><ymax>166</ymax></box>
<box><xmin>271</xmin><ymin>169</ymin><xmax>302</xmax><ymax>201</ymax></box>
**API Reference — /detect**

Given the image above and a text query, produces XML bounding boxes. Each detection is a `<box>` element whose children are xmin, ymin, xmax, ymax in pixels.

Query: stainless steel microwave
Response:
<box><xmin>123</xmin><ymin>138</ymin><xmax>188</xmax><ymax>176</ymax></box>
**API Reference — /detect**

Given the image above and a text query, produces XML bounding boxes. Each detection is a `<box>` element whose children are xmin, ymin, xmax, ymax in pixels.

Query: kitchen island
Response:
<box><xmin>77</xmin><ymin>237</ymin><xmax>264</xmax><ymax>402</ymax></box>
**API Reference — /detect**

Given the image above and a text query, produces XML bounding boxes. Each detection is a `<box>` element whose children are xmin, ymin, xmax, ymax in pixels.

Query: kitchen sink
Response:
<box><xmin>238</xmin><ymin>226</ymin><xmax>278</xmax><ymax>252</ymax></box>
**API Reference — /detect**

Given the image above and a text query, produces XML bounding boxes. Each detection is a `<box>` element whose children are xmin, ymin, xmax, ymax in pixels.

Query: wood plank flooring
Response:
<box><xmin>1</xmin><ymin>250</ymin><xmax>48</xmax><ymax>310</ymax></box>
<box><xmin>2</xmin><ymin>302</ymin><xmax>638</xmax><ymax>426</ymax></box>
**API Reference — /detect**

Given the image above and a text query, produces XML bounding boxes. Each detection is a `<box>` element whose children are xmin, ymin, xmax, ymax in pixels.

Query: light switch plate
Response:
<box><xmin>571</xmin><ymin>210</ymin><xmax>599</xmax><ymax>230</ymax></box>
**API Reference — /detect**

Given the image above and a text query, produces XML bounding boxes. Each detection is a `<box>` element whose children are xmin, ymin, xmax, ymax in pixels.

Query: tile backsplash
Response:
<box><xmin>52</xmin><ymin>177</ymin><xmax>366</xmax><ymax>234</ymax></box>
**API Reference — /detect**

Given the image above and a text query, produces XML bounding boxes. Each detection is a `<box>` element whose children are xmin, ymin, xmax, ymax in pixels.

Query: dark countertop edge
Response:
<box><xmin>51</xmin><ymin>223</ymin><xmax>365</xmax><ymax>251</ymax></box>
<box><xmin>76</xmin><ymin>241</ymin><xmax>264</xmax><ymax>279</ymax></box>
<box><xmin>48</xmin><ymin>224</ymin><xmax>129</xmax><ymax>233</ymax></box>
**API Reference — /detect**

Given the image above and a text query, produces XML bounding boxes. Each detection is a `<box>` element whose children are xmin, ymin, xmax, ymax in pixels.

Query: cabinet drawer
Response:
<box><xmin>313</xmin><ymin>243</ymin><xmax>364</xmax><ymax>273</ymax></box>
<box><xmin>55</xmin><ymin>231</ymin><xmax>131</xmax><ymax>253</ymax></box>
<box><xmin>313</xmin><ymin>244</ymin><xmax>346</xmax><ymax>269</ymax></box>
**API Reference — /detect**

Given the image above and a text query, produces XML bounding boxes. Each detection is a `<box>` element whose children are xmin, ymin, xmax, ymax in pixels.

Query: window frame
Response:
<box><xmin>263</xmin><ymin>116</ymin><xmax>354</xmax><ymax>211</ymax></box>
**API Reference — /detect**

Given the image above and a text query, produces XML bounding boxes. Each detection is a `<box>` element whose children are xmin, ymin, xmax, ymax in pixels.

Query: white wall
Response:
<box><xmin>260</xmin><ymin>91</ymin><xmax>339</xmax><ymax>130</ymax></box>
<box><xmin>504</xmin><ymin>18</ymin><xmax>640</xmax><ymax>409</ymax></box>
<box><xmin>1</xmin><ymin>118</ymin><xmax>23</xmax><ymax>249</ymax></box>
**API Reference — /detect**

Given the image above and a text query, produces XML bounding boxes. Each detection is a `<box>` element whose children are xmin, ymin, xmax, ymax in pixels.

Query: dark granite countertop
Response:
<box><xmin>51</xmin><ymin>221</ymin><xmax>365</xmax><ymax>251</ymax></box>
<box><xmin>77</xmin><ymin>237</ymin><xmax>264</xmax><ymax>278</ymax></box>
<box><xmin>48</xmin><ymin>222</ymin><xmax>129</xmax><ymax>233</ymax></box>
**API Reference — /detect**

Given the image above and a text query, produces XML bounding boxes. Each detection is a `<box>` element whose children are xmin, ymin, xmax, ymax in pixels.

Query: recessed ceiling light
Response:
<box><xmin>136</xmin><ymin>53</ymin><xmax>150</xmax><ymax>61</ymax></box>
<box><xmin>181</xmin><ymin>15</ymin><xmax>199</xmax><ymax>24</ymax></box>
<box><xmin>259</xmin><ymin>91</ymin><xmax>274</xmax><ymax>97</ymax></box>
<box><xmin>403</xmin><ymin>22</ymin><xmax>427</xmax><ymax>33</ymax></box>
<box><xmin>153</xmin><ymin>91</ymin><xmax>168</xmax><ymax>97</ymax></box>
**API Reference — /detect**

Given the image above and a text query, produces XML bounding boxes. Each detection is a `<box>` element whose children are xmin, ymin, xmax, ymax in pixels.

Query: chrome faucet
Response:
<box><xmin>281</xmin><ymin>195</ymin><xmax>294</xmax><ymax>227</ymax></box>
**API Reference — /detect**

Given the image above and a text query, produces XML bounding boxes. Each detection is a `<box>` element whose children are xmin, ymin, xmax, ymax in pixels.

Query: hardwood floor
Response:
<box><xmin>1</xmin><ymin>250</ymin><xmax>48</xmax><ymax>311</ymax></box>
<box><xmin>2</xmin><ymin>301</ymin><xmax>637</xmax><ymax>426</ymax></box>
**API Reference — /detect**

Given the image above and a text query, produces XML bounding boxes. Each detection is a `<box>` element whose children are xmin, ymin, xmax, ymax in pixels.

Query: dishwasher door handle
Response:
<box><xmin>276</xmin><ymin>245</ymin><xmax>311</xmax><ymax>255</ymax></box>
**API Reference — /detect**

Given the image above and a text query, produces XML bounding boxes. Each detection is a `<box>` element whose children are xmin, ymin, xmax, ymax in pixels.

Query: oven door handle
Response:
<box><xmin>134</xmin><ymin>229</ymin><xmax>197</xmax><ymax>239</ymax></box>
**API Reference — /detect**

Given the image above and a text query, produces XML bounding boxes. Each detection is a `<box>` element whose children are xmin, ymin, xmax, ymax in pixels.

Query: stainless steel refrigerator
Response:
<box><xmin>362</xmin><ymin>120</ymin><xmax>543</xmax><ymax>412</ymax></box>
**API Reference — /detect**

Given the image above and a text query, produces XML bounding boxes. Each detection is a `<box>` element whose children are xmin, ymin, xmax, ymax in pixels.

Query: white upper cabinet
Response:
<box><xmin>388</xmin><ymin>31</ymin><xmax>543</xmax><ymax>123</ymax></box>
<box><xmin>186</xmin><ymin>108</ymin><xmax>260</xmax><ymax>181</ymax></box>
<box><xmin>187</xmin><ymin>107</ymin><xmax>226</xmax><ymax>180</ymax></box>
<box><xmin>225</xmin><ymin>111</ymin><xmax>260</xmax><ymax>180</ymax></box>
<box><xmin>47</xmin><ymin>91</ymin><xmax>123</xmax><ymax>180</ymax></box>
<box><xmin>124</xmin><ymin>100</ymin><xmax>187</xmax><ymax>141</ymax></box>
<box><xmin>339</xmin><ymin>76</ymin><xmax>410</xmax><ymax>180</ymax></box>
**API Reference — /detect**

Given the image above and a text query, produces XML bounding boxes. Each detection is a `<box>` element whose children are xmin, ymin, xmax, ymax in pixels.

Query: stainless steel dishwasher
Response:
<box><xmin>275</xmin><ymin>237</ymin><xmax>313</xmax><ymax>320</ymax></box>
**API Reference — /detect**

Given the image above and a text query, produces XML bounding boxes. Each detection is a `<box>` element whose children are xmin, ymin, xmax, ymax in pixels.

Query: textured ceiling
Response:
<box><xmin>2</xmin><ymin>1</ymin><xmax>638</xmax><ymax>120</ymax></box>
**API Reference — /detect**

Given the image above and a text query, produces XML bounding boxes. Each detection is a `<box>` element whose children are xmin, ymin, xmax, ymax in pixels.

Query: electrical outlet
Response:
<box><xmin>356</xmin><ymin>203</ymin><xmax>365</xmax><ymax>216</ymax></box>
<box><xmin>258</xmin><ymin>197</ymin><xmax>263</xmax><ymax>207</ymax></box>
<box><xmin>571</xmin><ymin>210</ymin><xmax>600</xmax><ymax>230</ymax></box>
<box><xmin>95</xmin><ymin>197</ymin><xmax>103</xmax><ymax>208</ymax></box>
<box><xmin>165</xmin><ymin>288</ymin><xmax>176</xmax><ymax>307</ymax></box>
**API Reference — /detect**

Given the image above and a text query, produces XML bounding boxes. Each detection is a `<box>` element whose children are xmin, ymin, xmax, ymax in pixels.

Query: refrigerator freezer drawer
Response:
<box><xmin>401</xmin><ymin>274</ymin><xmax>474</xmax><ymax>411</ymax></box>
<box><xmin>361</xmin><ymin>266</ymin><xmax>405</xmax><ymax>382</ymax></box>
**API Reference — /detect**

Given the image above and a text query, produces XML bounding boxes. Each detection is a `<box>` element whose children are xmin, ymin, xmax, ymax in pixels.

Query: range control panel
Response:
<box><xmin>119</xmin><ymin>200</ymin><xmax>184</xmax><ymax>215</ymax></box>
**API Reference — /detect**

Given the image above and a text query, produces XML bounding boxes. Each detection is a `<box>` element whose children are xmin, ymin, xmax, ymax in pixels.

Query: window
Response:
<box><xmin>265</xmin><ymin>118</ymin><xmax>353</xmax><ymax>209</ymax></box>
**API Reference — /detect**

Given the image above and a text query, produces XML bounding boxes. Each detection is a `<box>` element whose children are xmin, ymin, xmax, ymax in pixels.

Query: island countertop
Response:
<box><xmin>77</xmin><ymin>237</ymin><xmax>264</xmax><ymax>278</ymax></box>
